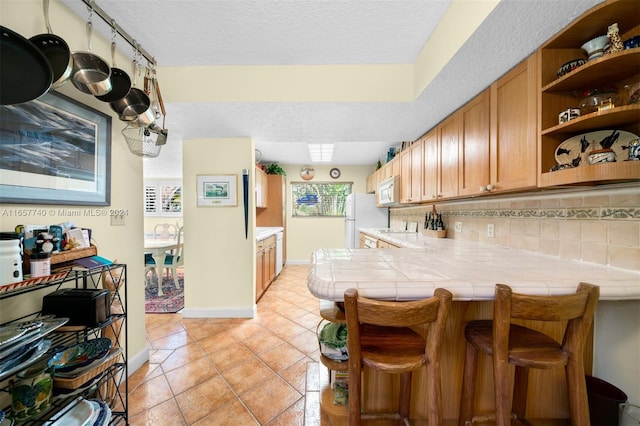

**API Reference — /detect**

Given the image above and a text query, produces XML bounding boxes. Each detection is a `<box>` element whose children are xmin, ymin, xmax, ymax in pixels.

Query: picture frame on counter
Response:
<box><xmin>196</xmin><ymin>174</ymin><xmax>237</xmax><ymax>207</ymax></box>
<box><xmin>0</xmin><ymin>91</ymin><xmax>112</xmax><ymax>206</ymax></box>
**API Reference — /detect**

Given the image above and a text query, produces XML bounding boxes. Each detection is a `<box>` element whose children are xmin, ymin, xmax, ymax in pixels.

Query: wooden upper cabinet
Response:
<box><xmin>391</xmin><ymin>156</ymin><xmax>401</xmax><ymax>177</ymax></box>
<box><xmin>458</xmin><ymin>89</ymin><xmax>491</xmax><ymax>197</ymax></box>
<box><xmin>490</xmin><ymin>54</ymin><xmax>538</xmax><ymax>192</ymax></box>
<box><xmin>255</xmin><ymin>166</ymin><xmax>268</xmax><ymax>208</ymax></box>
<box><xmin>399</xmin><ymin>141</ymin><xmax>423</xmax><ymax>203</ymax></box>
<box><xmin>257</xmin><ymin>174</ymin><xmax>286</xmax><ymax>229</ymax></box>
<box><xmin>438</xmin><ymin>113</ymin><xmax>460</xmax><ymax>199</ymax></box>
<box><xmin>421</xmin><ymin>129</ymin><xmax>438</xmax><ymax>201</ymax></box>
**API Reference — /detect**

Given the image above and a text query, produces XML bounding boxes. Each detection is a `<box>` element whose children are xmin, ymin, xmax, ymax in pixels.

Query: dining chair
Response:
<box><xmin>154</xmin><ymin>223</ymin><xmax>178</xmax><ymax>240</ymax></box>
<box><xmin>344</xmin><ymin>287</ymin><xmax>452</xmax><ymax>426</ymax></box>
<box><xmin>145</xmin><ymin>226</ymin><xmax>184</xmax><ymax>293</ymax></box>
<box><xmin>458</xmin><ymin>283</ymin><xmax>600</xmax><ymax>426</ymax></box>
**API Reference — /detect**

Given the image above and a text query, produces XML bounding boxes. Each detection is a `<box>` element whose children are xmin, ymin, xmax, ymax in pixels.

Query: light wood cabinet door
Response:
<box><xmin>255</xmin><ymin>166</ymin><xmax>269</xmax><ymax>208</ymax></box>
<box><xmin>421</xmin><ymin>130</ymin><xmax>439</xmax><ymax>201</ymax></box>
<box><xmin>391</xmin><ymin>157</ymin><xmax>401</xmax><ymax>177</ymax></box>
<box><xmin>490</xmin><ymin>54</ymin><xmax>538</xmax><ymax>192</ymax></box>
<box><xmin>266</xmin><ymin>242</ymin><xmax>276</xmax><ymax>284</ymax></box>
<box><xmin>399</xmin><ymin>140</ymin><xmax>423</xmax><ymax>204</ymax></box>
<box><xmin>255</xmin><ymin>249</ymin><xmax>264</xmax><ymax>301</ymax></box>
<box><xmin>438</xmin><ymin>113</ymin><xmax>460</xmax><ymax>199</ymax></box>
<box><xmin>458</xmin><ymin>89</ymin><xmax>491</xmax><ymax>197</ymax></box>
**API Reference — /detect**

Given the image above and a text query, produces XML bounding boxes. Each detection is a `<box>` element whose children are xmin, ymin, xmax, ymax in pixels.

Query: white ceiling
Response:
<box><xmin>61</xmin><ymin>0</ymin><xmax>601</xmax><ymax>172</ymax></box>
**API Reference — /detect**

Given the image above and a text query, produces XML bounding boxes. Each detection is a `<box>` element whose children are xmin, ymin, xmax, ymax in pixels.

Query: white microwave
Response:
<box><xmin>378</xmin><ymin>175</ymin><xmax>400</xmax><ymax>206</ymax></box>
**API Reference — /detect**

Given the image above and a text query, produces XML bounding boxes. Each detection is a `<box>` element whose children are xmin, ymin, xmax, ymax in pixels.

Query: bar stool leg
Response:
<box><xmin>459</xmin><ymin>342</ymin><xmax>479</xmax><ymax>426</ymax></box>
<box><xmin>399</xmin><ymin>371</ymin><xmax>412</xmax><ymax>420</ymax></box>
<box><xmin>565</xmin><ymin>359</ymin><xmax>591</xmax><ymax>426</ymax></box>
<box><xmin>512</xmin><ymin>365</ymin><xmax>529</xmax><ymax>420</ymax></box>
<box><xmin>493</xmin><ymin>357</ymin><xmax>512</xmax><ymax>426</ymax></box>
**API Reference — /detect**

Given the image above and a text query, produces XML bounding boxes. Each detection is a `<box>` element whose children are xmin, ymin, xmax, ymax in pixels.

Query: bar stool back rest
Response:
<box><xmin>345</xmin><ymin>287</ymin><xmax>452</xmax><ymax>426</ymax></box>
<box><xmin>459</xmin><ymin>282</ymin><xmax>600</xmax><ymax>426</ymax></box>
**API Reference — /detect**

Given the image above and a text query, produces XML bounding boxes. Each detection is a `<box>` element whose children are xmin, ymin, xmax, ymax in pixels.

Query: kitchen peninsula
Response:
<box><xmin>308</xmin><ymin>230</ymin><xmax>640</xmax><ymax>423</ymax></box>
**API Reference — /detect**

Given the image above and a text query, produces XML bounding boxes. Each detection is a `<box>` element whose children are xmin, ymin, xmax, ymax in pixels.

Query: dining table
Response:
<box><xmin>144</xmin><ymin>237</ymin><xmax>179</xmax><ymax>297</ymax></box>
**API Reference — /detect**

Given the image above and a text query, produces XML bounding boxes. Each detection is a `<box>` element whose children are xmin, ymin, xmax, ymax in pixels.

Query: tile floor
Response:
<box><xmin>129</xmin><ymin>265</ymin><xmax>324</xmax><ymax>425</ymax></box>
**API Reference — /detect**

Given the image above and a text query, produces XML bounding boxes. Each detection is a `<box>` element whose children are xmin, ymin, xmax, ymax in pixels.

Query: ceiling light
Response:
<box><xmin>308</xmin><ymin>144</ymin><xmax>334</xmax><ymax>163</ymax></box>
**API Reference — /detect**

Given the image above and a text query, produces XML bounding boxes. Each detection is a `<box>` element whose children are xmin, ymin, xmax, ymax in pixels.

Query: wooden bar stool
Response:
<box><xmin>458</xmin><ymin>283</ymin><xmax>600</xmax><ymax>426</ymax></box>
<box><xmin>344</xmin><ymin>287</ymin><xmax>452</xmax><ymax>426</ymax></box>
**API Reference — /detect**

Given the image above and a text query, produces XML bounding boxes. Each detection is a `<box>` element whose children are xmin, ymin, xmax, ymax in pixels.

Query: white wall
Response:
<box><xmin>181</xmin><ymin>138</ymin><xmax>256</xmax><ymax>317</ymax></box>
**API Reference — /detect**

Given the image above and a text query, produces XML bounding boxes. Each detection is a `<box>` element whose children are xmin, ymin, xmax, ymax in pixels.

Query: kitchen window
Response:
<box><xmin>291</xmin><ymin>182</ymin><xmax>352</xmax><ymax>217</ymax></box>
<box><xmin>144</xmin><ymin>180</ymin><xmax>182</xmax><ymax>217</ymax></box>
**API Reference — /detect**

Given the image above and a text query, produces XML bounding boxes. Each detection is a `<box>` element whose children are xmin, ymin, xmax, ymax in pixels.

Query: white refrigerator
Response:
<box><xmin>345</xmin><ymin>193</ymin><xmax>388</xmax><ymax>248</ymax></box>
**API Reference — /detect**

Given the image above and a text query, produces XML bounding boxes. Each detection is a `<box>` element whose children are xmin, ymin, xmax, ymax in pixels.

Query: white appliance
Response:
<box><xmin>275</xmin><ymin>231</ymin><xmax>284</xmax><ymax>275</ymax></box>
<box><xmin>378</xmin><ymin>175</ymin><xmax>400</xmax><ymax>206</ymax></box>
<box><xmin>345</xmin><ymin>193</ymin><xmax>388</xmax><ymax>248</ymax></box>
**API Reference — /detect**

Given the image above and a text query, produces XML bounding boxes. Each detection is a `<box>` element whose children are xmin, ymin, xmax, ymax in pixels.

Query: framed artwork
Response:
<box><xmin>197</xmin><ymin>174</ymin><xmax>237</xmax><ymax>207</ymax></box>
<box><xmin>0</xmin><ymin>91</ymin><xmax>112</xmax><ymax>205</ymax></box>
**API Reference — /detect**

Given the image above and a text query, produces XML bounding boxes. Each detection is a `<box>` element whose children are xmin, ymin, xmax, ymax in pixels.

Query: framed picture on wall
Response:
<box><xmin>0</xmin><ymin>91</ymin><xmax>112</xmax><ymax>205</ymax></box>
<box><xmin>196</xmin><ymin>174</ymin><xmax>237</xmax><ymax>207</ymax></box>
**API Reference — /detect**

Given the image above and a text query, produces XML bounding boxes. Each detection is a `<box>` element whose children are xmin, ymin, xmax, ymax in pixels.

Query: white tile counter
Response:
<box><xmin>307</xmin><ymin>229</ymin><xmax>640</xmax><ymax>302</ymax></box>
<box><xmin>256</xmin><ymin>227</ymin><xmax>283</xmax><ymax>242</ymax></box>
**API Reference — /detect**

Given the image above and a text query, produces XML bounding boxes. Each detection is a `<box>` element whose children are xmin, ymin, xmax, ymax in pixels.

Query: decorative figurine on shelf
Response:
<box><xmin>605</xmin><ymin>23</ymin><xmax>624</xmax><ymax>55</ymax></box>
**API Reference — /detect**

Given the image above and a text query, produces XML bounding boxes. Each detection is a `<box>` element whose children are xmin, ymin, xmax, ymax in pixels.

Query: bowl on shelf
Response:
<box><xmin>557</xmin><ymin>58</ymin><xmax>586</xmax><ymax>77</ymax></box>
<box><xmin>623</xmin><ymin>35</ymin><xmax>640</xmax><ymax>50</ymax></box>
<box><xmin>581</xmin><ymin>35</ymin><xmax>610</xmax><ymax>60</ymax></box>
<box><xmin>587</xmin><ymin>148</ymin><xmax>617</xmax><ymax>165</ymax></box>
<box><xmin>578</xmin><ymin>87</ymin><xmax>618</xmax><ymax>114</ymax></box>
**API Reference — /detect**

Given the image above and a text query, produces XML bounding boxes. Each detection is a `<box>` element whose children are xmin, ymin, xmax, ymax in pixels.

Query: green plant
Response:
<box><xmin>265</xmin><ymin>163</ymin><xmax>286</xmax><ymax>175</ymax></box>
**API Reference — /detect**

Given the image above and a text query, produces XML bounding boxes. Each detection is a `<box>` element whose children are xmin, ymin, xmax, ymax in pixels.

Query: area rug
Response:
<box><xmin>145</xmin><ymin>273</ymin><xmax>184</xmax><ymax>313</ymax></box>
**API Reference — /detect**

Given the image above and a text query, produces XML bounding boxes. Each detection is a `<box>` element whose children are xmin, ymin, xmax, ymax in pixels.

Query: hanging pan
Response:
<box><xmin>29</xmin><ymin>0</ymin><xmax>73</xmax><ymax>89</ymax></box>
<box><xmin>96</xmin><ymin>26</ymin><xmax>131</xmax><ymax>102</ymax></box>
<box><xmin>71</xmin><ymin>7</ymin><xmax>111</xmax><ymax>96</ymax></box>
<box><xmin>109</xmin><ymin>55</ymin><xmax>154</xmax><ymax>126</ymax></box>
<box><xmin>0</xmin><ymin>25</ymin><xmax>52</xmax><ymax>105</ymax></box>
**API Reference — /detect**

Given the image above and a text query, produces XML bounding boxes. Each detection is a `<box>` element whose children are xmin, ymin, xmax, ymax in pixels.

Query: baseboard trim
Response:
<box><xmin>128</xmin><ymin>347</ymin><xmax>150</xmax><ymax>377</ymax></box>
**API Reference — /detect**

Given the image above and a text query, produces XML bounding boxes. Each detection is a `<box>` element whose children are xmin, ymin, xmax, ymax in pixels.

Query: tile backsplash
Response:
<box><xmin>390</xmin><ymin>184</ymin><xmax>640</xmax><ymax>270</ymax></box>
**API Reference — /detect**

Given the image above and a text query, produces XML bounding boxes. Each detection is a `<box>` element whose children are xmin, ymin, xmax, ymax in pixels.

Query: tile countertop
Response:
<box><xmin>307</xmin><ymin>228</ymin><xmax>640</xmax><ymax>302</ymax></box>
<box><xmin>256</xmin><ymin>227</ymin><xmax>283</xmax><ymax>242</ymax></box>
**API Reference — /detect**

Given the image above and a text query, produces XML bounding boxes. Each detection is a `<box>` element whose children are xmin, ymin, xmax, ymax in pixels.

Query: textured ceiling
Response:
<box><xmin>61</xmin><ymin>0</ymin><xmax>601</xmax><ymax>173</ymax></box>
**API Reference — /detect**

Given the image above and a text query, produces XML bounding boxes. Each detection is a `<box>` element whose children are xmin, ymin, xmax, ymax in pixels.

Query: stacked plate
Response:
<box><xmin>0</xmin><ymin>317</ymin><xmax>68</xmax><ymax>380</ymax></box>
<box><xmin>48</xmin><ymin>338</ymin><xmax>112</xmax><ymax>377</ymax></box>
<box><xmin>49</xmin><ymin>397</ymin><xmax>111</xmax><ymax>426</ymax></box>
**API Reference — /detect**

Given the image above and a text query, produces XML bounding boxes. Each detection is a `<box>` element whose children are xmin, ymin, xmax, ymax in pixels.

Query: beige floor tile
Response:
<box><xmin>288</xmin><ymin>329</ymin><xmax>322</xmax><ymax>355</ymax></box>
<box><xmin>146</xmin><ymin>320</ymin><xmax>186</xmax><ymax>341</ymax></box>
<box><xmin>165</xmin><ymin>356</ymin><xmax>219</xmax><ymax>395</ymax></box>
<box><xmin>150</xmin><ymin>329</ymin><xmax>195</xmax><ymax>350</ymax></box>
<box><xmin>129</xmin><ymin>398</ymin><xmax>187</xmax><ymax>426</ymax></box>
<box><xmin>196</xmin><ymin>330</ymin><xmax>238</xmax><ymax>355</ymax></box>
<box><xmin>268</xmin><ymin>396</ymin><xmax>306</xmax><ymax>426</ymax></box>
<box><xmin>258</xmin><ymin>342</ymin><xmax>307</xmax><ymax>372</ymax></box>
<box><xmin>128</xmin><ymin>374</ymin><xmax>174</xmax><ymax>417</ymax></box>
<box><xmin>242</xmin><ymin>329</ymin><xmax>287</xmax><ymax>354</ymax></box>
<box><xmin>206</xmin><ymin>341</ymin><xmax>256</xmax><ymax>372</ymax></box>
<box><xmin>193</xmin><ymin>399</ymin><xmax>260</xmax><ymax>425</ymax></box>
<box><xmin>221</xmin><ymin>356</ymin><xmax>276</xmax><ymax>394</ymax></box>
<box><xmin>160</xmin><ymin>342</ymin><xmax>206</xmax><ymax>372</ymax></box>
<box><xmin>240</xmin><ymin>375</ymin><xmax>302</xmax><ymax>424</ymax></box>
<box><xmin>279</xmin><ymin>357</ymin><xmax>313</xmax><ymax>394</ymax></box>
<box><xmin>183</xmin><ymin>322</ymin><xmax>229</xmax><ymax>341</ymax></box>
<box><xmin>175</xmin><ymin>375</ymin><xmax>236</xmax><ymax>424</ymax></box>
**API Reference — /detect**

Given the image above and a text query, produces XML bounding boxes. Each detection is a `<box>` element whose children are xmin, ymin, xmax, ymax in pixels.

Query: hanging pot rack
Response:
<box><xmin>80</xmin><ymin>0</ymin><xmax>156</xmax><ymax>66</ymax></box>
